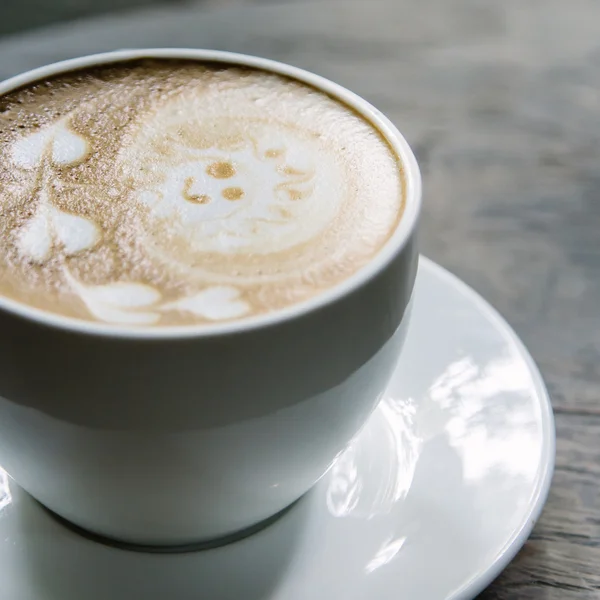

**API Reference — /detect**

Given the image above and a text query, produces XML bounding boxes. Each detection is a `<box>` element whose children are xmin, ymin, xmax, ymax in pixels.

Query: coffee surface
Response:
<box><xmin>0</xmin><ymin>59</ymin><xmax>404</xmax><ymax>327</ymax></box>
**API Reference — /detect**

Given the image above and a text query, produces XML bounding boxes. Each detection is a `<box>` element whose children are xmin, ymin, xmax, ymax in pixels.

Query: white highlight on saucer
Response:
<box><xmin>161</xmin><ymin>286</ymin><xmax>250</xmax><ymax>320</ymax></box>
<box><xmin>16</xmin><ymin>190</ymin><xmax>100</xmax><ymax>262</ymax></box>
<box><xmin>11</xmin><ymin>120</ymin><xmax>89</xmax><ymax>169</ymax></box>
<box><xmin>64</xmin><ymin>275</ymin><xmax>161</xmax><ymax>325</ymax></box>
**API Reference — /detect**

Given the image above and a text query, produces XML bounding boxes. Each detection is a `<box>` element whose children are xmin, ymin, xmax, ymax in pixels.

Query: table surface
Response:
<box><xmin>0</xmin><ymin>0</ymin><xmax>598</xmax><ymax>597</ymax></box>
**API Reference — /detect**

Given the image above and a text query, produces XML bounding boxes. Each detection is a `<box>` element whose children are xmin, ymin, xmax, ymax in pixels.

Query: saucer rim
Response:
<box><xmin>0</xmin><ymin>257</ymin><xmax>556</xmax><ymax>600</ymax></box>
<box><xmin>419</xmin><ymin>256</ymin><xmax>556</xmax><ymax>600</ymax></box>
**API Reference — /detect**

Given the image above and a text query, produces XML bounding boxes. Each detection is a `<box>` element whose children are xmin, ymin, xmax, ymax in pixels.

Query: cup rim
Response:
<box><xmin>0</xmin><ymin>48</ymin><xmax>421</xmax><ymax>339</ymax></box>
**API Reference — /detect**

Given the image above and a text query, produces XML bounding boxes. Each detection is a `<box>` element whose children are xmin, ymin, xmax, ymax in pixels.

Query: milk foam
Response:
<box><xmin>129</xmin><ymin>121</ymin><xmax>339</xmax><ymax>255</ymax></box>
<box><xmin>12</xmin><ymin>119</ymin><xmax>89</xmax><ymax>169</ymax></box>
<box><xmin>0</xmin><ymin>60</ymin><xmax>404</xmax><ymax>326</ymax></box>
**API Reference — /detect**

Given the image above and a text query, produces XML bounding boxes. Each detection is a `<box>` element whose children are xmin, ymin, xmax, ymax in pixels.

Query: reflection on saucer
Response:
<box><xmin>0</xmin><ymin>471</ymin><xmax>10</xmax><ymax>513</ymax></box>
<box><xmin>429</xmin><ymin>355</ymin><xmax>541</xmax><ymax>483</ymax></box>
<box><xmin>0</xmin><ymin>259</ymin><xmax>553</xmax><ymax>600</ymax></box>
<box><xmin>326</xmin><ymin>396</ymin><xmax>422</xmax><ymax>519</ymax></box>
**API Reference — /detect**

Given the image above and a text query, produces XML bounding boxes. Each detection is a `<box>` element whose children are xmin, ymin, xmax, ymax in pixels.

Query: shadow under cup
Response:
<box><xmin>0</xmin><ymin>49</ymin><xmax>421</xmax><ymax>550</ymax></box>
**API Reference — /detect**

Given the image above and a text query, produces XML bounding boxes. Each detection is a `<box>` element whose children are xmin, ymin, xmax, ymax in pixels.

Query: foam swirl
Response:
<box><xmin>0</xmin><ymin>60</ymin><xmax>404</xmax><ymax>326</ymax></box>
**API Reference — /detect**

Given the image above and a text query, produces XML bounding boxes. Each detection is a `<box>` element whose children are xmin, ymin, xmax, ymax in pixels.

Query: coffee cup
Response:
<box><xmin>0</xmin><ymin>49</ymin><xmax>421</xmax><ymax>547</ymax></box>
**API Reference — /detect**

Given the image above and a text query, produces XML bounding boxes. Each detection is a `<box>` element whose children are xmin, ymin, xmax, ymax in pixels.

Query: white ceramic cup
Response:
<box><xmin>0</xmin><ymin>49</ymin><xmax>421</xmax><ymax>547</ymax></box>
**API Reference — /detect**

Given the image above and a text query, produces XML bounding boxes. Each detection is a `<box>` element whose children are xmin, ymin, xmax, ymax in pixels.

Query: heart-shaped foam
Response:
<box><xmin>77</xmin><ymin>281</ymin><xmax>161</xmax><ymax>309</ymax></box>
<box><xmin>11</xmin><ymin>130</ymin><xmax>49</xmax><ymax>170</ymax></box>
<box><xmin>51</xmin><ymin>123</ymin><xmax>89</xmax><ymax>166</ymax></box>
<box><xmin>16</xmin><ymin>206</ymin><xmax>53</xmax><ymax>261</ymax></box>
<box><xmin>16</xmin><ymin>202</ymin><xmax>99</xmax><ymax>263</ymax></box>
<box><xmin>10</xmin><ymin>120</ymin><xmax>89</xmax><ymax>169</ymax></box>
<box><xmin>64</xmin><ymin>275</ymin><xmax>162</xmax><ymax>325</ymax></box>
<box><xmin>50</xmin><ymin>207</ymin><xmax>99</xmax><ymax>255</ymax></box>
<box><xmin>162</xmin><ymin>286</ymin><xmax>250</xmax><ymax>320</ymax></box>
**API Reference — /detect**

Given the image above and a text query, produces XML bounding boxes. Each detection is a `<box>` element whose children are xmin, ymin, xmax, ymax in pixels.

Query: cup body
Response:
<box><xmin>0</xmin><ymin>49</ymin><xmax>421</xmax><ymax>546</ymax></box>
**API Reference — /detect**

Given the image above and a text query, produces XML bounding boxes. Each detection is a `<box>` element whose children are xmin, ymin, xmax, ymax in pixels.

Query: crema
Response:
<box><xmin>0</xmin><ymin>59</ymin><xmax>405</xmax><ymax>326</ymax></box>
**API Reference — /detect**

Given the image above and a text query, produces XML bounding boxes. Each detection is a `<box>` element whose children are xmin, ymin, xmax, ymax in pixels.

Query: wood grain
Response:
<box><xmin>480</xmin><ymin>413</ymin><xmax>600</xmax><ymax>598</ymax></box>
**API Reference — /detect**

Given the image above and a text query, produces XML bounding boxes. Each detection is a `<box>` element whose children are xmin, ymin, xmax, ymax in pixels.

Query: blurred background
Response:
<box><xmin>1</xmin><ymin>0</ymin><xmax>235</xmax><ymax>36</ymax></box>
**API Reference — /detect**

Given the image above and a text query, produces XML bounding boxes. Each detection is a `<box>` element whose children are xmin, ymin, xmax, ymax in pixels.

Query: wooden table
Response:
<box><xmin>0</xmin><ymin>0</ymin><xmax>598</xmax><ymax>597</ymax></box>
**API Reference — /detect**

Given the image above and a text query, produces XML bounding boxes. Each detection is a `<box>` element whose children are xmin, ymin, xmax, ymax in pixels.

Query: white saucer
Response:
<box><xmin>0</xmin><ymin>257</ymin><xmax>554</xmax><ymax>600</ymax></box>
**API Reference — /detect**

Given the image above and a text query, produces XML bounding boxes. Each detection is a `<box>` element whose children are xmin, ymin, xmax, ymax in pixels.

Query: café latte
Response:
<box><xmin>0</xmin><ymin>59</ymin><xmax>405</xmax><ymax>326</ymax></box>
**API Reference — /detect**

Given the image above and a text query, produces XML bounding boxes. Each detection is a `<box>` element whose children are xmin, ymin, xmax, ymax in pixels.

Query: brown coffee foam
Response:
<box><xmin>0</xmin><ymin>59</ymin><xmax>405</xmax><ymax>326</ymax></box>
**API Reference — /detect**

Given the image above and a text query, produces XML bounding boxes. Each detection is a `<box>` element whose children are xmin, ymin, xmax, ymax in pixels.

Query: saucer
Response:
<box><xmin>0</xmin><ymin>257</ymin><xmax>554</xmax><ymax>600</ymax></box>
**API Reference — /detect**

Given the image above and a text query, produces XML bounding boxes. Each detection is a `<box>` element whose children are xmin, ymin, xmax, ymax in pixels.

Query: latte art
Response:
<box><xmin>0</xmin><ymin>60</ymin><xmax>404</xmax><ymax>326</ymax></box>
<box><xmin>129</xmin><ymin>117</ymin><xmax>336</xmax><ymax>256</ymax></box>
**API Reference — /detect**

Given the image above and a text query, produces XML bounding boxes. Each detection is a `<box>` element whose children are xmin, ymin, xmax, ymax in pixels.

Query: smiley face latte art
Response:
<box><xmin>0</xmin><ymin>60</ymin><xmax>404</xmax><ymax>326</ymax></box>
